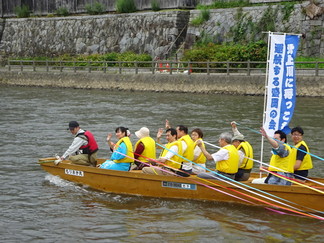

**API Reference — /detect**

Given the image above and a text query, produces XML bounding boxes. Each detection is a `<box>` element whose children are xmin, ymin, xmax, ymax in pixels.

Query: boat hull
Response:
<box><xmin>39</xmin><ymin>158</ymin><xmax>324</xmax><ymax>214</ymax></box>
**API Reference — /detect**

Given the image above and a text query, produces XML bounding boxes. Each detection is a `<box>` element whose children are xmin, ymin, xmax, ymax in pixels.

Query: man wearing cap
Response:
<box><xmin>132</xmin><ymin>127</ymin><xmax>156</xmax><ymax>170</ymax></box>
<box><xmin>60</xmin><ymin>121</ymin><xmax>99</xmax><ymax>166</ymax></box>
<box><xmin>231</xmin><ymin>121</ymin><xmax>254</xmax><ymax>181</ymax></box>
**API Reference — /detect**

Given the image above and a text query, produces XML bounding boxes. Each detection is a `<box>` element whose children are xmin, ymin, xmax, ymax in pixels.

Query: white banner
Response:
<box><xmin>264</xmin><ymin>33</ymin><xmax>300</xmax><ymax>137</ymax></box>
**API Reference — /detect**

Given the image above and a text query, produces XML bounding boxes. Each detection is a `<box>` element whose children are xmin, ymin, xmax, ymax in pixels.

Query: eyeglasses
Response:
<box><xmin>291</xmin><ymin>134</ymin><xmax>302</xmax><ymax>137</ymax></box>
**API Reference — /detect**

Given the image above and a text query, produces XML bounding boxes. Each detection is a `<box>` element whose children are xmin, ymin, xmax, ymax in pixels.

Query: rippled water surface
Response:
<box><xmin>0</xmin><ymin>85</ymin><xmax>323</xmax><ymax>242</ymax></box>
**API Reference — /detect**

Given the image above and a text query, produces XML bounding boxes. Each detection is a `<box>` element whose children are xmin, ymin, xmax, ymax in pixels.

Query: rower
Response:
<box><xmin>260</xmin><ymin>127</ymin><xmax>294</xmax><ymax>186</ymax></box>
<box><xmin>290</xmin><ymin>126</ymin><xmax>313</xmax><ymax>181</ymax></box>
<box><xmin>231</xmin><ymin>121</ymin><xmax>254</xmax><ymax>181</ymax></box>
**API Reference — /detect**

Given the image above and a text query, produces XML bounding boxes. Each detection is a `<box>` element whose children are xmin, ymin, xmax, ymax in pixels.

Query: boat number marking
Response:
<box><xmin>162</xmin><ymin>181</ymin><xmax>196</xmax><ymax>190</ymax></box>
<box><xmin>65</xmin><ymin>169</ymin><xmax>84</xmax><ymax>177</ymax></box>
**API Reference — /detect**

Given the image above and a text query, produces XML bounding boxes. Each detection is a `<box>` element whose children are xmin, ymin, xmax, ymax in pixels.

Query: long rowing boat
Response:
<box><xmin>39</xmin><ymin>157</ymin><xmax>324</xmax><ymax>215</ymax></box>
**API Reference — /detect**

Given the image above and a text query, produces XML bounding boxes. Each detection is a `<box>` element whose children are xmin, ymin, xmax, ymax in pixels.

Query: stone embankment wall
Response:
<box><xmin>0</xmin><ymin>71</ymin><xmax>323</xmax><ymax>97</ymax></box>
<box><xmin>186</xmin><ymin>3</ymin><xmax>324</xmax><ymax>57</ymax></box>
<box><xmin>0</xmin><ymin>1</ymin><xmax>323</xmax><ymax>58</ymax></box>
<box><xmin>0</xmin><ymin>11</ymin><xmax>189</xmax><ymax>58</ymax></box>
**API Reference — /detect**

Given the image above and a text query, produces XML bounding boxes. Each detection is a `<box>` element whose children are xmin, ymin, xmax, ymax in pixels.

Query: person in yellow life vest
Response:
<box><xmin>290</xmin><ymin>126</ymin><xmax>313</xmax><ymax>181</ymax></box>
<box><xmin>231</xmin><ymin>121</ymin><xmax>254</xmax><ymax>181</ymax></box>
<box><xmin>196</xmin><ymin>132</ymin><xmax>239</xmax><ymax>180</ymax></box>
<box><xmin>99</xmin><ymin>127</ymin><xmax>134</xmax><ymax>171</ymax></box>
<box><xmin>132</xmin><ymin>127</ymin><xmax>156</xmax><ymax>170</ymax></box>
<box><xmin>260</xmin><ymin>127</ymin><xmax>294</xmax><ymax>186</ymax></box>
<box><xmin>190</xmin><ymin>128</ymin><xmax>207</xmax><ymax>174</ymax></box>
<box><xmin>142</xmin><ymin>128</ymin><xmax>184</xmax><ymax>176</ymax></box>
<box><xmin>175</xmin><ymin>125</ymin><xmax>194</xmax><ymax>177</ymax></box>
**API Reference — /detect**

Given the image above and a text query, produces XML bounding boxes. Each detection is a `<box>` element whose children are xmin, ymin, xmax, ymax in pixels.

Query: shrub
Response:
<box><xmin>118</xmin><ymin>52</ymin><xmax>152</xmax><ymax>67</ymax></box>
<box><xmin>202</xmin><ymin>0</ymin><xmax>251</xmax><ymax>9</ymax></box>
<box><xmin>116</xmin><ymin>0</ymin><xmax>137</xmax><ymax>13</ymax></box>
<box><xmin>14</xmin><ymin>5</ymin><xmax>30</xmax><ymax>18</ymax></box>
<box><xmin>151</xmin><ymin>0</ymin><xmax>160</xmax><ymax>12</ymax></box>
<box><xmin>191</xmin><ymin>7</ymin><xmax>210</xmax><ymax>26</ymax></box>
<box><xmin>55</xmin><ymin>7</ymin><xmax>69</xmax><ymax>16</ymax></box>
<box><xmin>85</xmin><ymin>2</ymin><xmax>105</xmax><ymax>15</ymax></box>
<box><xmin>182</xmin><ymin>41</ymin><xmax>267</xmax><ymax>63</ymax></box>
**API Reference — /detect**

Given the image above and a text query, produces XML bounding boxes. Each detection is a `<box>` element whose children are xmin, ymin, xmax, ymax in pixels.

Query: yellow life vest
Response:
<box><xmin>291</xmin><ymin>141</ymin><xmax>313</xmax><ymax>170</ymax></box>
<box><xmin>178</xmin><ymin>134</ymin><xmax>194</xmax><ymax>162</ymax></box>
<box><xmin>269</xmin><ymin>144</ymin><xmax>294</xmax><ymax>173</ymax></box>
<box><xmin>113</xmin><ymin>137</ymin><xmax>134</xmax><ymax>163</ymax></box>
<box><xmin>216</xmin><ymin>144</ymin><xmax>239</xmax><ymax>174</ymax></box>
<box><xmin>237</xmin><ymin>141</ymin><xmax>254</xmax><ymax>170</ymax></box>
<box><xmin>134</xmin><ymin>136</ymin><xmax>156</xmax><ymax>162</ymax></box>
<box><xmin>193</xmin><ymin>138</ymin><xmax>206</xmax><ymax>164</ymax></box>
<box><xmin>160</xmin><ymin>140</ymin><xmax>183</xmax><ymax>169</ymax></box>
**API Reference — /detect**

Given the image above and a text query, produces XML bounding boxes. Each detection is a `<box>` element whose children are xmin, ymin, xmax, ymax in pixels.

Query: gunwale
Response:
<box><xmin>39</xmin><ymin>157</ymin><xmax>324</xmax><ymax>214</ymax></box>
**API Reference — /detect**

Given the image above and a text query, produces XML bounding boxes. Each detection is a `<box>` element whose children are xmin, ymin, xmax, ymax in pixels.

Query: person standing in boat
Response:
<box><xmin>99</xmin><ymin>127</ymin><xmax>134</xmax><ymax>171</ymax></box>
<box><xmin>290</xmin><ymin>126</ymin><xmax>313</xmax><ymax>180</ymax></box>
<box><xmin>191</xmin><ymin>128</ymin><xmax>207</xmax><ymax>174</ymax></box>
<box><xmin>196</xmin><ymin>132</ymin><xmax>239</xmax><ymax>180</ymax></box>
<box><xmin>142</xmin><ymin>128</ymin><xmax>184</xmax><ymax>176</ymax></box>
<box><xmin>132</xmin><ymin>127</ymin><xmax>156</xmax><ymax>170</ymax></box>
<box><xmin>231</xmin><ymin>122</ymin><xmax>254</xmax><ymax>181</ymax></box>
<box><xmin>260</xmin><ymin>127</ymin><xmax>294</xmax><ymax>186</ymax></box>
<box><xmin>60</xmin><ymin>121</ymin><xmax>98</xmax><ymax>167</ymax></box>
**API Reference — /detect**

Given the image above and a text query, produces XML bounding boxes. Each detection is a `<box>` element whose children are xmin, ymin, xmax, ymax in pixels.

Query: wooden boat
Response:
<box><xmin>39</xmin><ymin>157</ymin><xmax>324</xmax><ymax>215</ymax></box>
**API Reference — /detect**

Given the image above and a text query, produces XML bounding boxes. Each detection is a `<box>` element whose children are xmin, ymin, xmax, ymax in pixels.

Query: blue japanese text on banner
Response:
<box><xmin>264</xmin><ymin>34</ymin><xmax>300</xmax><ymax>137</ymax></box>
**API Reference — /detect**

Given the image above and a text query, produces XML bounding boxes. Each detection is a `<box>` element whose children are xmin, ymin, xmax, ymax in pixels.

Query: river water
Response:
<box><xmin>0</xmin><ymin>85</ymin><xmax>323</xmax><ymax>242</ymax></box>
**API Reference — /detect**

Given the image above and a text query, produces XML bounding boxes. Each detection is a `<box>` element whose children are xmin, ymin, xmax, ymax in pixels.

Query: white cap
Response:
<box><xmin>135</xmin><ymin>127</ymin><xmax>150</xmax><ymax>139</ymax></box>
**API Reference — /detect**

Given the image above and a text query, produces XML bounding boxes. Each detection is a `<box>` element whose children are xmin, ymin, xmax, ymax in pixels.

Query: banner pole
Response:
<box><xmin>260</xmin><ymin>31</ymin><xmax>272</xmax><ymax>178</ymax></box>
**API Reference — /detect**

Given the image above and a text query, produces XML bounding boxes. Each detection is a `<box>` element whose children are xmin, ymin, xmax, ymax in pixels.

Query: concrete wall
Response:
<box><xmin>1</xmin><ymin>71</ymin><xmax>323</xmax><ymax>97</ymax></box>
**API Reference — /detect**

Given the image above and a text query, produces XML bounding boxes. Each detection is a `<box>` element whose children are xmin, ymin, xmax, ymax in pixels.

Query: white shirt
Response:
<box><xmin>62</xmin><ymin>129</ymin><xmax>88</xmax><ymax>159</ymax></box>
<box><xmin>238</xmin><ymin>149</ymin><xmax>245</xmax><ymax>166</ymax></box>
<box><xmin>193</xmin><ymin>145</ymin><xmax>202</xmax><ymax>161</ymax></box>
<box><xmin>161</xmin><ymin>145</ymin><xmax>178</xmax><ymax>160</ymax></box>
<box><xmin>211</xmin><ymin>145</ymin><xmax>231</xmax><ymax>163</ymax></box>
<box><xmin>180</xmin><ymin>140</ymin><xmax>192</xmax><ymax>170</ymax></box>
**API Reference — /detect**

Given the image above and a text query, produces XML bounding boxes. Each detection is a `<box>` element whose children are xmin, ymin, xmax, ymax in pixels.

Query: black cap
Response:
<box><xmin>68</xmin><ymin>121</ymin><xmax>79</xmax><ymax>130</ymax></box>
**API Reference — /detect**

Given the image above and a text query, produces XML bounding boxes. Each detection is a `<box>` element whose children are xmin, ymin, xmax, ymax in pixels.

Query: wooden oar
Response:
<box><xmin>103</xmin><ymin>141</ymin><xmax>324</xmax><ymax>219</ymax></box>
<box><xmin>156</xmin><ymin>142</ymin><xmax>324</xmax><ymax>220</ymax></box>
<box><xmin>204</xmin><ymin>141</ymin><xmax>324</xmax><ymax>189</ymax></box>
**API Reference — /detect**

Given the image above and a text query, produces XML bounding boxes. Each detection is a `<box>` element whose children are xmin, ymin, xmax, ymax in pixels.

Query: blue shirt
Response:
<box><xmin>111</xmin><ymin>142</ymin><xmax>127</xmax><ymax>161</ymax></box>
